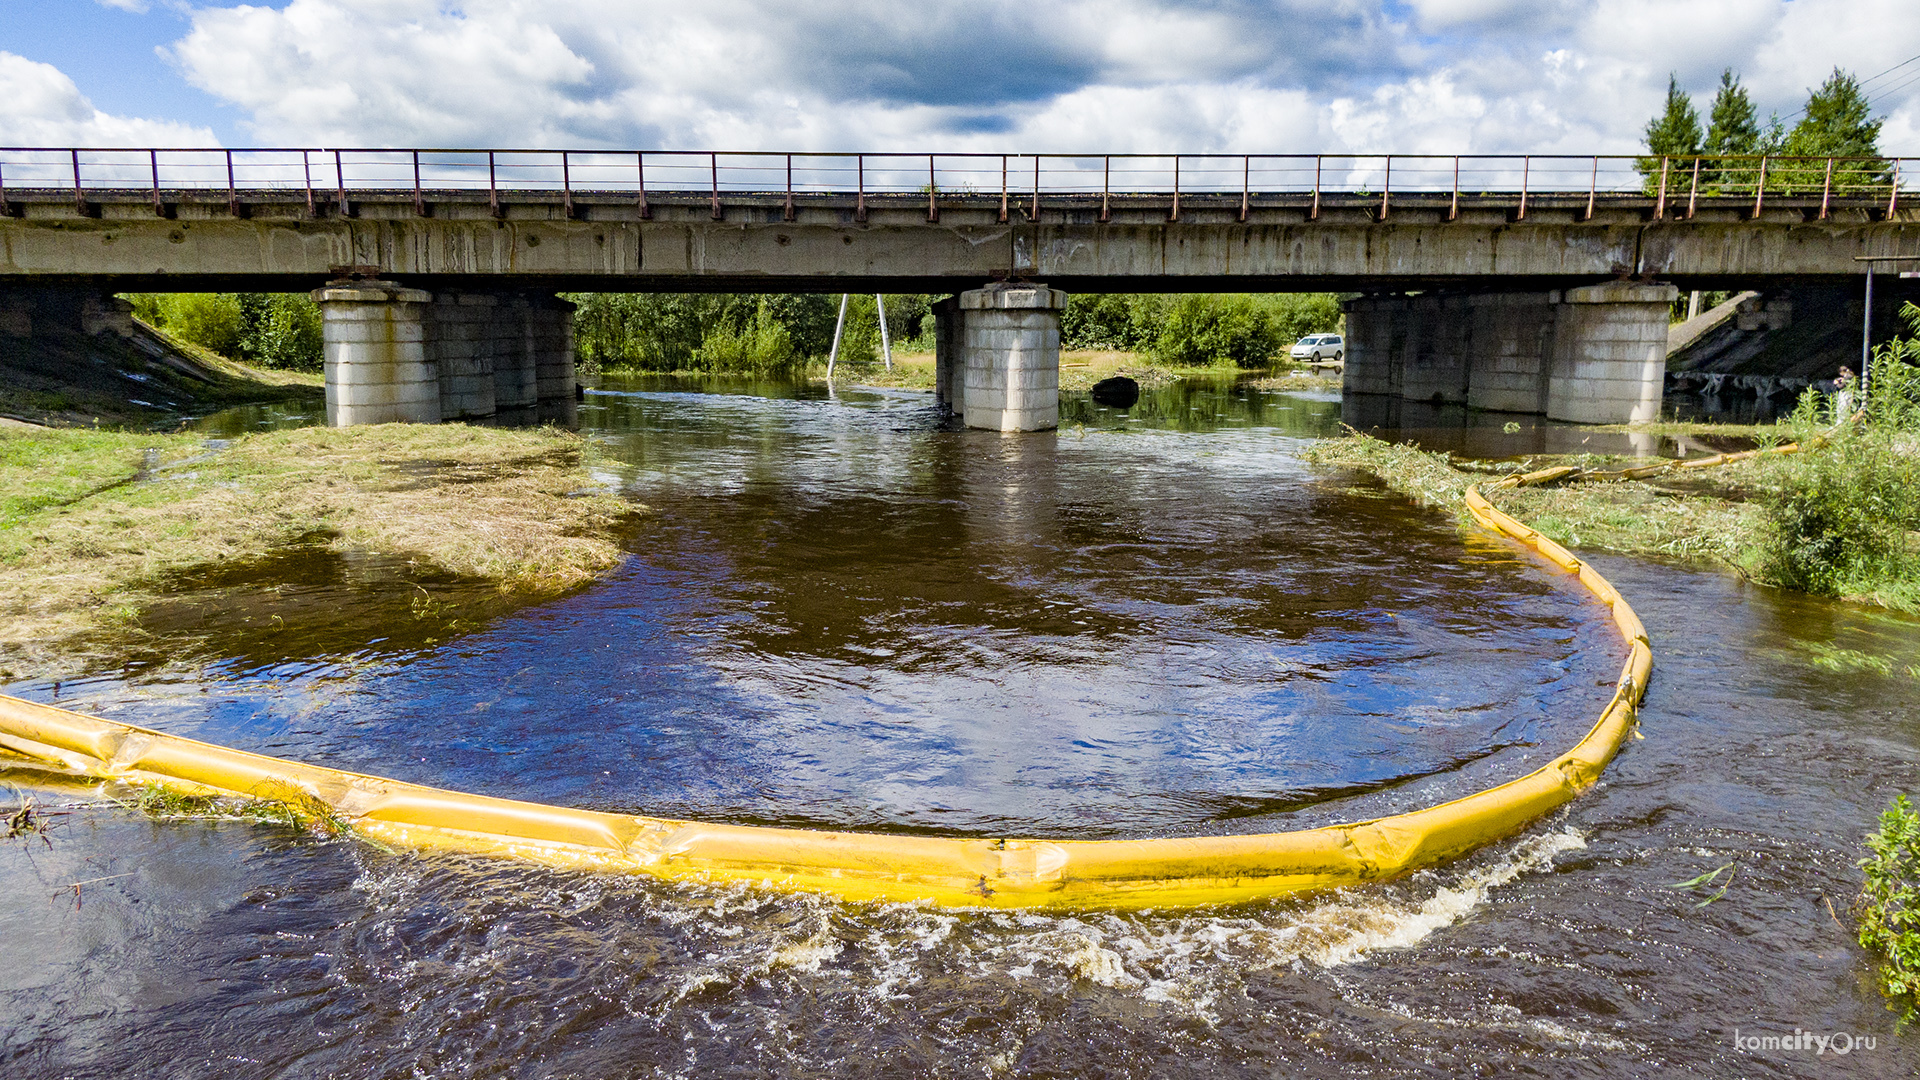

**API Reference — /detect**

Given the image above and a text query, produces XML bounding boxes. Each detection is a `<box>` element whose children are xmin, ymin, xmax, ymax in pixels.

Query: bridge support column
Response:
<box><xmin>532</xmin><ymin>294</ymin><xmax>579</xmax><ymax>425</ymax></box>
<box><xmin>1343</xmin><ymin>284</ymin><xmax>1677</xmax><ymax>425</ymax></box>
<box><xmin>424</xmin><ymin>291</ymin><xmax>578</xmax><ymax>424</ymax></box>
<box><xmin>932</xmin><ymin>295</ymin><xmax>962</xmax><ymax>417</ymax></box>
<box><xmin>1545</xmin><ymin>282</ymin><xmax>1677</xmax><ymax>424</ymax></box>
<box><xmin>958</xmin><ymin>284</ymin><xmax>1063</xmax><ymax>432</ymax></box>
<box><xmin>312</xmin><ymin>280</ymin><xmax>437</xmax><ymax>426</ymax></box>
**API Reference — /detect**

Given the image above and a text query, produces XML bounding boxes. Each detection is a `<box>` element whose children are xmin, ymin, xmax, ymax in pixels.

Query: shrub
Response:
<box><xmin>692</xmin><ymin>301</ymin><xmax>800</xmax><ymax>377</ymax></box>
<box><xmin>1151</xmin><ymin>294</ymin><xmax>1283</xmax><ymax>369</ymax></box>
<box><xmin>124</xmin><ymin>292</ymin><xmax>323</xmax><ymax>371</ymax></box>
<box><xmin>1861</xmin><ymin>794</ymin><xmax>1920</xmax><ymax>1027</ymax></box>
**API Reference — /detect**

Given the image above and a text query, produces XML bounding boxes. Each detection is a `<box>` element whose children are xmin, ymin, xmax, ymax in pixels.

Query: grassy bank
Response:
<box><xmin>0</xmin><ymin>424</ymin><xmax>639</xmax><ymax>681</ymax></box>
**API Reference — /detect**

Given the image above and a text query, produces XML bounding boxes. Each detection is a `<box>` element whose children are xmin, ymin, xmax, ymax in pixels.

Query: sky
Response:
<box><xmin>1</xmin><ymin>0</ymin><xmax>1917</xmax><ymax>154</ymax></box>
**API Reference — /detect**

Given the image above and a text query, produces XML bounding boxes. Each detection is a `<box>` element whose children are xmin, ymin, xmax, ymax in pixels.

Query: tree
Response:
<box><xmin>1781</xmin><ymin>68</ymin><xmax>1886</xmax><ymax>192</ymax></box>
<box><xmin>1704</xmin><ymin>69</ymin><xmax>1760</xmax><ymax>188</ymax></box>
<box><xmin>1639</xmin><ymin>74</ymin><xmax>1702</xmax><ymax>191</ymax></box>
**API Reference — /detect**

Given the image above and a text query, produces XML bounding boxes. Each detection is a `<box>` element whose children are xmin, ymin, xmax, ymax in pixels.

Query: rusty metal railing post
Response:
<box><xmin>563</xmin><ymin>151</ymin><xmax>577</xmax><ymax>219</ymax></box>
<box><xmin>0</xmin><ymin>159</ymin><xmax>12</xmax><ymax>219</ymax></box>
<box><xmin>1031</xmin><ymin>154</ymin><xmax>1041</xmax><ymax>221</ymax></box>
<box><xmin>1169</xmin><ymin>155</ymin><xmax>1180</xmax><ymax>222</ymax></box>
<box><xmin>712</xmin><ymin>152</ymin><xmax>724</xmax><ymax>220</ymax></box>
<box><xmin>1686</xmin><ymin>157</ymin><xmax>1700</xmax><ymax>219</ymax></box>
<box><xmin>1653</xmin><ymin>156</ymin><xmax>1669</xmax><ymax>220</ymax></box>
<box><xmin>225</xmin><ymin>149</ymin><xmax>241</xmax><ymax>217</ymax></box>
<box><xmin>1377</xmin><ymin>155</ymin><xmax>1390</xmax><ymax>221</ymax></box>
<box><xmin>152</xmin><ymin>149</ymin><xmax>167</xmax><ymax>217</ymax></box>
<box><xmin>301</xmin><ymin>150</ymin><xmax>314</xmax><ymax>219</ymax></box>
<box><xmin>1240</xmin><ymin>155</ymin><xmax>1250</xmax><ymax>222</ymax></box>
<box><xmin>1583</xmin><ymin>156</ymin><xmax>1597</xmax><ymax>221</ymax></box>
<box><xmin>1514</xmin><ymin>155</ymin><xmax>1529</xmax><ymax>221</ymax></box>
<box><xmin>1447</xmin><ymin>156</ymin><xmax>1460</xmax><ymax>221</ymax></box>
<box><xmin>1100</xmin><ymin>155</ymin><xmax>1110</xmax><ymax>223</ymax></box>
<box><xmin>1890</xmin><ymin>159</ymin><xmax>1902</xmax><ymax>218</ymax></box>
<box><xmin>855</xmin><ymin>154</ymin><xmax>866</xmax><ymax>222</ymax></box>
<box><xmin>488</xmin><ymin>151</ymin><xmax>502</xmax><ymax>218</ymax></box>
<box><xmin>413</xmin><ymin>149</ymin><xmax>426</xmax><ymax>216</ymax></box>
<box><xmin>999</xmin><ymin>155</ymin><xmax>1008</xmax><ymax>223</ymax></box>
<box><xmin>1751</xmin><ymin>156</ymin><xmax>1767</xmax><ymax>218</ymax></box>
<box><xmin>1819</xmin><ymin>156</ymin><xmax>1834</xmax><ymax>220</ymax></box>
<box><xmin>927</xmin><ymin>154</ymin><xmax>937</xmax><ymax>223</ymax></box>
<box><xmin>636</xmin><ymin>152</ymin><xmax>650</xmax><ymax>220</ymax></box>
<box><xmin>1309</xmin><ymin>155</ymin><xmax>1321</xmax><ymax>221</ymax></box>
<box><xmin>783</xmin><ymin>154</ymin><xmax>794</xmax><ymax>222</ymax></box>
<box><xmin>70</xmin><ymin>149</ymin><xmax>90</xmax><ymax>216</ymax></box>
<box><xmin>334</xmin><ymin>147</ymin><xmax>349</xmax><ymax>216</ymax></box>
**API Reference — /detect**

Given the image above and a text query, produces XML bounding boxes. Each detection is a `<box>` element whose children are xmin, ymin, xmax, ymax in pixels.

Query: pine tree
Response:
<box><xmin>1639</xmin><ymin>74</ymin><xmax>1702</xmax><ymax>192</ymax></box>
<box><xmin>1782</xmin><ymin>68</ymin><xmax>1886</xmax><ymax>192</ymax></box>
<box><xmin>1704</xmin><ymin>69</ymin><xmax>1759</xmax><ymax>188</ymax></box>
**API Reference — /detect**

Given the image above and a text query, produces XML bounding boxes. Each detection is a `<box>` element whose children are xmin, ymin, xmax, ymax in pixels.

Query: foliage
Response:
<box><xmin>567</xmin><ymin>292</ymin><xmax>942</xmax><ymax>374</ymax></box>
<box><xmin>1777</xmin><ymin>67</ymin><xmax>1889</xmax><ymax>191</ymax></box>
<box><xmin>1639</xmin><ymin>66</ymin><xmax>1887</xmax><ymax>195</ymax></box>
<box><xmin>1860</xmin><ymin>795</ymin><xmax>1920</xmax><ymax>1026</ymax></box>
<box><xmin>691</xmin><ymin>300</ymin><xmax>798</xmax><ymax>376</ymax></box>
<box><xmin>1704</xmin><ymin>69</ymin><xmax>1761</xmax><ymax>185</ymax></box>
<box><xmin>1063</xmin><ymin>293</ymin><xmax>1340</xmax><ymax>367</ymax></box>
<box><xmin>1755</xmin><ymin>304</ymin><xmax>1920</xmax><ymax>607</ymax></box>
<box><xmin>1639</xmin><ymin>74</ymin><xmax>1703</xmax><ymax>192</ymax></box>
<box><xmin>125</xmin><ymin>292</ymin><xmax>324</xmax><ymax>372</ymax></box>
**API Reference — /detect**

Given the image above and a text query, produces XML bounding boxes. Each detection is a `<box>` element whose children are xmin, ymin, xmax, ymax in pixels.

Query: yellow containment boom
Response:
<box><xmin>7</xmin><ymin>456</ymin><xmax>1768</xmax><ymax>910</ymax></box>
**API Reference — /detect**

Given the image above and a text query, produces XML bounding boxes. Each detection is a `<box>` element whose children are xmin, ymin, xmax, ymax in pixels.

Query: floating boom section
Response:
<box><xmin>1</xmin><ymin>450</ymin><xmax>1810</xmax><ymax>909</ymax></box>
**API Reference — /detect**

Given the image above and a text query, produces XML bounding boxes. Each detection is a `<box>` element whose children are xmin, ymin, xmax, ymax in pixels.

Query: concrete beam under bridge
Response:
<box><xmin>1343</xmin><ymin>283</ymin><xmax>1679</xmax><ymax>424</ymax></box>
<box><xmin>0</xmin><ymin>191</ymin><xmax>1914</xmax><ymax>294</ymax></box>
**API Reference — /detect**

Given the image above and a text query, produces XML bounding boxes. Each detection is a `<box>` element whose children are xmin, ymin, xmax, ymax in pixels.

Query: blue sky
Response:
<box><xmin>2</xmin><ymin>0</ymin><xmax>1916</xmax><ymax>153</ymax></box>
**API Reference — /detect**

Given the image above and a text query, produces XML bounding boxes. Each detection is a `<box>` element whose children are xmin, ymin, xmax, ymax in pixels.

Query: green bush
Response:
<box><xmin>1151</xmin><ymin>294</ymin><xmax>1283</xmax><ymax>368</ymax></box>
<box><xmin>1861</xmin><ymin>794</ymin><xmax>1920</xmax><ymax>1026</ymax></box>
<box><xmin>124</xmin><ymin>292</ymin><xmax>322</xmax><ymax>371</ymax></box>
<box><xmin>565</xmin><ymin>292</ymin><xmax>935</xmax><ymax>373</ymax></box>
<box><xmin>691</xmin><ymin>300</ymin><xmax>800</xmax><ymax>377</ymax></box>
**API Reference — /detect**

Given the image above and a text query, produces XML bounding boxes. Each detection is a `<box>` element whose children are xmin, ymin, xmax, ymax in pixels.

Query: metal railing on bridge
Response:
<box><xmin>0</xmin><ymin>148</ymin><xmax>1910</xmax><ymax>222</ymax></box>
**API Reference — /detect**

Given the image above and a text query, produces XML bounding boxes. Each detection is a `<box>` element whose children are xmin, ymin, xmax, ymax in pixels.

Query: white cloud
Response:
<box><xmin>93</xmin><ymin>0</ymin><xmax>150</xmax><ymax>11</ymax></box>
<box><xmin>0</xmin><ymin>51</ymin><xmax>217</xmax><ymax>146</ymax></box>
<box><xmin>120</xmin><ymin>0</ymin><xmax>1920</xmax><ymax>155</ymax></box>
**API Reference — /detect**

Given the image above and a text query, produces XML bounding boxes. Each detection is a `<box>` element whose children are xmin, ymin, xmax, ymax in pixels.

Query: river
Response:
<box><xmin>2</xmin><ymin>375</ymin><xmax>1915</xmax><ymax>1076</ymax></box>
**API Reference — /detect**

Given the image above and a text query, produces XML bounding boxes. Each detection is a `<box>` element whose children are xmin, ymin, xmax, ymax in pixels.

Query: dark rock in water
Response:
<box><xmin>1090</xmin><ymin>376</ymin><xmax>1140</xmax><ymax>409</ymax></box>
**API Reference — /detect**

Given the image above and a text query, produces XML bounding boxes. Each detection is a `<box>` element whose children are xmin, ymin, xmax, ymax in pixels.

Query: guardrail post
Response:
<box><xmin>1376</xmin><ymin>155</ymin><xmax>1390</xmax><ymax>221</ymax></box>
<box><xmin>784</xmin><ymin>154</ymin><xmax>794</xmax><ymax>221</ymax></box>
<box><xmin>71</xmin><ymin>149</ymin><xmax>96</xmax><ymax>217</ymax></box>
<box><xmin>1819</xmin><ymin>156</ymin><xmax>1833</xmax><ymax>220</ymax></box>
<box><xmin>1100</xmin><ymin>155</ymin><xmax>1110</xmax><ymax>223</ymax></box>
<box><xmin>1653</xmin><ymin>156</ymin><xmax>1668</xmax><ymax>220</ymax></box>
<box><xmin>413</xmin><ymin>150</ymin><xmax>426</xmax><ymax>217</ymax></box>
<box><xmin>488</xmin><ymin>151</ymin><xmax>502</xmax><ymax>218</ymax></box>
<box><xmin>855</xmin><ymin>154</ymin><xmax>866</xmax><ymax>222</ymax></box>
<box><xmin>1447</xmin><ymin>156</ymin><xmax>1460</xmax><ymax>222</ymax></box>
<box><xmin>1514</xmin><ymin>155</ymin><xmax>1528</xmax><ymax>221</ymax></box>
<box><xmin>1239</xmin><ymin>155</ymin><xmax>1250</xmax><ymax>222</ymax></box>
<box><xmin>152</xmin><ymin>149</ymin><xmax>167</xmax><ymax>218</ymax></box>
<box><xmin>226</xmin><ymin>149</ymin><xmax>241</xmax><ymax>217</ymax></box>
<box><xmin>563</xmin><ymin>151</ymin><xmax>577</xmax><ymax>219</ymax></box>
<box><xmin>999</xmin><ymin>155</ymin><xmax>1008</xmax><ymax>224</ymax></box>
<box><xmin>636</xmin><ymin>152</ymin><xmax>651</xmax><ymax>220</ymax></box>
<box><xmin>1032</xmin><ymin>155</ymin><xmax>1042</xmax><ymax>222</ymax></box>
<box><xmin>301</xmin><ymin>150</ymin><xmax>314</xmax><ymax>219</ymax></box>
<box><xmin>1686</xmin><ymin>157</ymin><xmax>1700</xmax><ymax>219</ymax></box>
<box><xmin>1169</xmin><ymin>155</ymin><xmax>1180</xmax><ymax>222</ymax></box>
<box><xmin>1750</xmin><ymin>156</ymin><xmax>1767</xmax><ymax>219</ymax></box>
<box><xmin>1583</xmin><ymin>156</ymin><xmax>1597</xmax><ymax>221</ymax></box>
<box><xmin>712</xmin><ymin>152</ymin><xmax>724</xmax><ymax>220</ymax></box>
<box><xmin>0</xmin><ymin>160</ymin><xmax>13</xmax><ymax>218</ymax></box>
<box><xmin>1890</xmin><ymin>160</ymin><xmax>1902</xmax><ymax>218</ymax></box>
<box><xmin>335</xmin><ymin>148</ymin><xmax>351</xmax><ymax>217</ymax></box>
<box><xmin>1309</xmin><ymin>155</ymin><xmax>1321</xmax><ymax>221</ymax></box>
<box><xmin>927</xmin><ymin>154</ymin><xmax>938</xmax><ymax>222</ymax></box>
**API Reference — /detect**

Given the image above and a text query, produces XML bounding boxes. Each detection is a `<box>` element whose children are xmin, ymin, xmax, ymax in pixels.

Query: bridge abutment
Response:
<box><xmin>312</xmin><ymin>281</ymin><xmax>439</xmax><ymax>426</ymax></box>
<box><xmin>1343</xmin><ymin>283</ymin><xmax>1677</xmax><ymax>424</ymax></box>
<box><xmin>954</xmin><ymin>284</ymin><xmax>1064</xmax><ymax>433</ymax></box>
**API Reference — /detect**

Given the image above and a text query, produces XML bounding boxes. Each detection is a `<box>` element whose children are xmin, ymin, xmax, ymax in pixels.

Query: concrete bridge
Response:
<box><xmin>2</xmin><ymin>148</ymin><xmax>1915</xmax><ymax>428</ymax></box>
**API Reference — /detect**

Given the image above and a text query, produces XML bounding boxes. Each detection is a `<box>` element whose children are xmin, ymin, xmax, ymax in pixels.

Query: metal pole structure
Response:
<box><xmin>1863</xmin><ymin>261</ymin><xmax>1875</xmax><ymax>405</ymax></box>
<box><xmin>876</xmin><ymin>294</ymin><xmax>892</xmax><ymax>371</ymax></box>
<box><xmin>827</xmin><ymin>293</ymin><xmax>849</xmax><ymax>381</ymax></box>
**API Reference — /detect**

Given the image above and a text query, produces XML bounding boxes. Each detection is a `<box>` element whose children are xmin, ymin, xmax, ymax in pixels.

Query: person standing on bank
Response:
<box><xmin>1835</xmin><ymin>366</ymin><xmax>1856</xmax><ymax>418</ymax></box>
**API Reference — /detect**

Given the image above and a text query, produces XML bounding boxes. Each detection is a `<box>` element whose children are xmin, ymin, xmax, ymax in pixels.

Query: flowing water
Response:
<box><xmin>2</xmin><ymin>375</ymin><xmax>1916</xmax><ymax>1077</ymax></box>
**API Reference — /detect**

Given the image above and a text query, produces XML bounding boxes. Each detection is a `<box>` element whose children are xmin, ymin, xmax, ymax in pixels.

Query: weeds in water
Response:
<box><xmin>1861</xmin><ymin>794</ymin><xmax>1920</xmax><ymax>1028</ymax></box>
<box><xmin>4</xmin><ymin>788</ymin><xmax>62</xmax><ymax>849</ymax></box>
<box><xmin>115</xmin><ymin>782</ymin><xmax>353</xmax><ymax>838</ymax></box>
<box><xmin>1666</xmin><ymin>862</ymin><xmax>1736</xmax><ymax>906</ymax></box>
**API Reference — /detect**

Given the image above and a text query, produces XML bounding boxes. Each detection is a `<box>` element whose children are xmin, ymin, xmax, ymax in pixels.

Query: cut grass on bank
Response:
<box><xmin>0</xmin><ymin>424</ymin><xmax>640</xmax><ymax>681</ymax></box>
<box><xmin>1304</xmin><ymin>431</ymin><xmax>1771</xmax><ymax>572</ymax></box>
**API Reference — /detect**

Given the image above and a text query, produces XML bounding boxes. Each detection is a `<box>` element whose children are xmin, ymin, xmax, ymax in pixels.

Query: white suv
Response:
<box><xmin>1290</xmin><ymin>334</ymin><xmax>1344</xmax><ymax>362</ymax></box>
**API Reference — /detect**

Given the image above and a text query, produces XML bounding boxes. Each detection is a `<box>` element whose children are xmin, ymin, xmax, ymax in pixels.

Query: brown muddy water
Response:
<box><xmin>2</xmin><ymin>375</ymin><xmax>1917</xmax><ymax>1077</ymax></box>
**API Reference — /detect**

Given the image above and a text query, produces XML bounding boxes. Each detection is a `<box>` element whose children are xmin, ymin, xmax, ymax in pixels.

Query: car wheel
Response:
<box><xmin>1333</xmin><ymin>351</ymin><xmax>1343</xmax><ymax>362</ymax></box>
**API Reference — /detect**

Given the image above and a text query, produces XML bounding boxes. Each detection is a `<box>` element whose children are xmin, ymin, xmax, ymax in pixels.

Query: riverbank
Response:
<box><xmin>799</xmin><ymin>350</ymin><xmax>1339</xmax><ymax>392</ymax></box>
<box><xmin>0</xmin><ymin>424</ymin><xmax>639</xmax><ymax>682</ymax></box>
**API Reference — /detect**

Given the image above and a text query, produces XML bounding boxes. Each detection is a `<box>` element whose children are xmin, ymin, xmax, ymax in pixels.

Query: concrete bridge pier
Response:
<box><xmin>1343</xmin><ymin>282</ymin><xmax>1677</xmax><ymax>425</ymax></box>
<box><xmin>312</xmin><ymin>280</ymin><xmax>438</xmax><ymax>426</ymax></box>
<box><xmin>315</xmin><ymin>283</ymin><xmax>579</xmax><ymax>427</ymax></box>
<box><xmin>937</xmin><ymin>284</ymin><xmax>1064</xmax><ymax>432</ymax></box>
